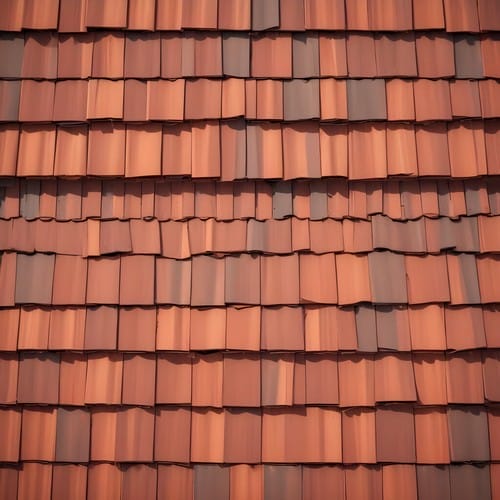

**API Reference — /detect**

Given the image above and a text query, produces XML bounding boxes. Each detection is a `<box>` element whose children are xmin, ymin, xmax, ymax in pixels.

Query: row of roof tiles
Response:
<box><xmin>2</xmin><ymin>0</ymin><xmax>499</xmax><ymax>32</ymax></box>
<box><xmin>1</xmin><ymin>463</ymin><xmax>497</xmax><ymax>500</ymax></box>
<box><xmin>1</xmin><ymin>120</ymin><xmax>499</xmax><ymax>179</ymax></box>
<box><xmin>3</xmin><ymin>214</ymin><xmax>500</xmax><ymax>257</ymax></box>
<box><xmin>2</xmin><ymin>32</ymin><xmax>499</xmax><ymax>80</ymax></box>
<box><xmin>2</xmin><ymin>350</ymin><xmax>499</xmax><ymax>406</ymax></box>
<box><xmin>0</xmin><ymin>404</ymin><xmax>498</xmax><ymax>464</ymax></box>
<box><xmin>2</xmin><ymin>78</ymin><xmax>499</xmax><ymax>124</ymax></box>
<box><xmin>3</xmin><ymin>178</ymin><xmax>500</xmax><ymax>222</ymax></box>
<box><xmin>2</xmin><ymin>251</ymin><xmax>500</xmax><ymax>306</ymax></box>
<box><xmin>1</xmin><ymin>303</ymin><xmax>498</xmax><ymax>352</ymax></box>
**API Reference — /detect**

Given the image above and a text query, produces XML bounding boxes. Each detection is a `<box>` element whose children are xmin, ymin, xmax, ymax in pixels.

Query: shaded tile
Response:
<box><xmin>225</xmin><ymin>254</ymin><xmax>261</xmax><ymax>304</ymax></box>
<box><xmin>22</xmin><ymin>33</ymin><xmax>57</xmax><ymax>78</ymax></box>
<box><xmin>86</xmin><ymin>0</ymin><xmax>127</xmax><ymax>27</ymax></box>
<box><xmin>375</xmin><ymin>33</ymin><xmax>417</xmax><ymax>77</ymax></box>
<box><xmin>382</xmin><ymin>465</ymin><xmax>417</xmax><ymax>500</ymax></box>
<box><xmin>84</xmin><ymin>306</ymin><xmax>118</xmax><ymax>350</ymax></box>
<box><xmin>416</xmin><ymin>466</ymin><xmax>451</xmax><ymax>500</ymax></box>
<box><xmin>342</xmin><ymin>408</ymin><xmax>377</xmax><ymax>463</ymax></box>
<box><xmin>55</xmin><ymin>408</ymin><xmax>90</xmax><ymax>463</ymax></box>
<box><xmin>376</xmin><ymin>406</ymin><xmax>416</xmax><ymax>463</ymax></box>
<box><xmin>124</xmin><ymin>33</ymin><xmax>160</xmax><ymax>78</ymax></box>
<box><xmin>51</xmin><ymin>465</ymin><xmax>87</xmax><ymax>500</ymax></box>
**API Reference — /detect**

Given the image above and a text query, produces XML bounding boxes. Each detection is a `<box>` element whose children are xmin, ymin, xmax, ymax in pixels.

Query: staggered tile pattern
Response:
<box><xmin>0</xmin><ymin>0</ymin><xmax>500</xmax><ymax>499</ymax></box>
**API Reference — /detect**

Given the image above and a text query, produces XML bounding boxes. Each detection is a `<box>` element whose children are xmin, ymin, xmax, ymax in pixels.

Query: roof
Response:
<box><xmin>0</xmin><ymin>0</ymin><xmax>500</xmax><ymax>499</ymax></box>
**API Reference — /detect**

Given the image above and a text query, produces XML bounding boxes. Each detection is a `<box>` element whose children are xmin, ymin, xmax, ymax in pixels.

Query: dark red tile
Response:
<box><xmin>345</xmin><ymin>466</ymin><xmax>382</xmax><ymax>500</ymax></box>
<box><xmin>376</xmin><ymin>406</ymin><xmax>416</xmax><ymax>463</ymax></box>
<box><xmin>52</xmin><ymin>465</ymin><xmax>87</xmax><ymax>500</ymax></box>
<box><xmin>416</xmin><ymin>466</ymin><xmax>451</xmax><ymax>500</ymax></box>
<box><xmin>84</xmin><ymin>306</ymin><xmax>118</xmax><ymax>350</ymax></box>
<box><xmin>449</xmin><ymin>465</ymin><xmax>491</xmax><ymax>500</ymax></box>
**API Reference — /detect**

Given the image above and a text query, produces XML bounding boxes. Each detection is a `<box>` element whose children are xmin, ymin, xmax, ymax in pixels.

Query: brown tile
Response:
<box><xmin>375</xmin><ymin>33</ymin><xmax>416</xmax><ymax>77</ymax></box>
<box><xmin>447</xmin><ymin>253</ymin><xmax>481</xmax><ymax>305</ymax></box>
<box><xmin>375</xmin><ymin>306</ymin><xmax>411</xmax><ymax>351</ymax></box>
<box><xmin>336</xmin><ymin>253</ymin><xmax>371</xmax><ymax>305</ymax></box>
<box><xmin>225</xmin><ymin>409</ymin><xmax>262</xmax><ymax>463</ymax></box>
<box><xmin>85</xmin><ymin>354</ymin><xmax>123</xmax><ymax>404</ymax></box>
<box><xmin>191</xmin><ymin>409</ymin><xmax>225</xmax><ymax>462</ymax></box>
<box><xmin>155</xmin><ymin>408</ymin><xmax>191</xmax><ymax>463</ymax></box>
<box><xmin>263</xmin><ymin>466</ymin><xmax>302</xmax><ymax>500</ymax></box>
<box><xmin>262</xmin><ymin>407</ymin><xmax>342</xmax><ymax>462</ymax></box>
<box><xmin>0</xmin><ymin>80</ymin><xmax>20</xmax><ymax>122</ymax></box>
<box><xmin>349</xmin><ymin>123</ymin><xmax>387</xmax><ymax>179</ymax></box>
<box><xmin>156</xmin><ymin>258</ymin><xmax>191</xmax><ymax>305</ymax></box>
<box><xmin>119</xmin><ymin>255</ymin><xmax>155</xmax><ymax>305</ymax></box>
<box><xmin>18</xmin><ymin>306</ymin><xmax>50</xmax><ymax>350</ymax></box>
<box><xmin>86</xmin><ymin>79</ymin><xmax>124</xmax><ymax>119</ymax></box>
<box><xmin>18</xmin><ymin>463</ymin><xmax>52</xmax><ymax>500</ymax></box>
<box><xmin>450</xmin><ymin>465</ymin><xmax>491</xmax><ymax>500</ymax></box>
<box><xmin>416</xmin><ymin>34</ymin><xmax>455</xmax><ymax>77</ymax></box>
<box><xmin>86</xmin><ymin>0</ymin><xmax>127</xmax><ymax>26</ymax></box>
<box><xmin>483</xmin><ymin>352</ymin><xmax>500</xmax><ymax>401</ymax></box>
<box><xmin>87</xmin><ymin>464</ymin><xmax>121</xmax><ymax>500</ymax></box>
<box><xmin>55</xmin><ymin>408</ymin><xmax>90</xmax><ymax>463</ymax></box>
<box><xmin>194</xmin><ymin>465</ymin><xmax>229</xmax><ymax>500</ymax></box>
<box><xmin>91</xmin><ymin>32</ymin><xmax>125</xmax><ymax>75</ymax></box>
<box><xmin>192</xmin><ymin>353</ymin><xmax>223</xmax><ymax>406</ymax></box>
<box><xmin>347</xmin><ymin>33</ymin><xmax>377</xmax><ymax>77</ymax></box>
<box><xmin>446</xmin><ymin>351</ymin><xmax>484</xmax><ymax>403</ymax></box>
<box><xmin>51</xmin><ymin>465</ymin><xmax>87</xmax><ymax>500</ymax></box>
<box><xmin>345</xmin><ymin>465</ymin><xmax>382</xmax><ymax>500</ymax></box>
<box><xmin>22</xmin><ymin>33</ymin><xmax>57</xmax><ymax>79</ymax></box>
<box><xmin>21</xmin><ymin>407</ymin><xmax>56</xmax><ymax>461</ymax></box>
<box><xmin>122</xmin><ymin>354</ymin><xmax>156</xmax><ymax>405</ymax></box>
<box><xmin>84</xmin><ymin>306</ymin><xmax>118</xmax><ymax>350</ymax></box>
<box><xmin>87</xmin><ymin>123</ymin><xmax>125</xmax><ymax>176</ymax></box>
<box><xmin>416</xmin><ymin>466</ymin><xmax>451</xmax><ymax>500</ymax></box>
<box><xmin>0</xmin><ymin>34</ymin><xmax>24</xmax><ymax>78</ymax></box>
<box><xmin>367</xmin><ymin>252</ymin><xmax>407</xmax><ymax>304</ymax></box>
<box><xmin>376</xmin><ymin>406</ymin><xmax>416</xmax><ymax>463</ymax></box>
<box><xmin>454</xmin><ymin>35</ymin><xmax>483</xmax><ymax>78</ymax></box>
<box><xmin>223</xmin><ymin>34</ymin><xmax>250</xmax><ymax>77</ymax></box>
<box><xmin>305</xmin><ymin>353</ymin><xmax>338</xmax><ymax>404</ymax></box>
<box><xmin>405</xmin><ymin>254</ymin><xmax>450</xmax><ymax>304</ymax></box>
<box><xmin>247</xmin><ymin>123</ymin><xmax>283</xmax><ymax>178</ymax></box>
<box><xmin>414</xmin><ymin>79</ymin><xmax>452</xmax><ymax>121</ymax></box>
<box><xmin>292</xmin><ymin>34</ymin><xmax>319</xmax><ymax>78</ymax></box>
<box><xmin>382</xmin><ymin>465</ymin><xmax>417</xmax><ymax>500</ymax></box>
<box><xmin>219</xmin><ymin>0</ymin><xmax>250</xmax><ymax>29</ymax></box>
<box><xmin>15</xmin><ymin>253</ymin><xmax>54</xmax><ymax>305</ymax></box>
<box><xmin>252</xmin><ymin>33</ymin><xmax>292</xmax><ymax>78</ymax></box>
<box><xmin>252</xmin><ymin>0</ymin><xmax>279</xmax><ymax>29</ymax></box>
<box><xmin>124</xmin><ymin>33</ymin><xmax>160</xmax><ymax>78</ymax></box>
<box><xmin>59</xmin><ymin>352</ymin><xmax>87</xmax><ymax>406</ymax></box>
<box><xmin>0</xmin><ymin>408</ymin><xmax>21</xmax><ymax>461</ymax></box>
<box><xmin>448</xmin><ymin>406</ymin><xmax>490</xmax><ymax>462</ymax></box>
<box><xmin>17</xmin><ymin>124</ymin><xmax>56</xmax><ymax>176</ymax></box>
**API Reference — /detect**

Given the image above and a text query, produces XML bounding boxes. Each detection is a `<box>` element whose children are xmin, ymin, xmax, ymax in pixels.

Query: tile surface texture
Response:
<box><xmin>0</xmin><ymin>0</ymin><xmax>499</xmax><ymax>498</ymax></box>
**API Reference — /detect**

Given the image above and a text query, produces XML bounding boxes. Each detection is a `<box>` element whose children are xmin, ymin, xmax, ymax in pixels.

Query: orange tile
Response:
<box><xmin>415</xmin><ymin>34</ymin><xmax>455</xmax><ymax>77</ymax></box>
<box><xmin>192</xmin><ymin>353</ymin><xmax>223</xmax><ymax>406</ymax></box>
<box><xmin>386</xmin><ymin>79</ymin><xmax>415</xmax><ymax>121</ymax></box>
<box><xmin>156</xmin><ymin>353</ymin><xmax>191</xmax><ymax>403</ymax></box>
<box><xmin>413</xmin><ymin>352</ymin><xmax>447</xmax><ymax>404</ymax></box>
<box><xmin>155</xmin><ymin>408</ymin><xmax>191</xmax><ymax>462</ymax></box>
<box><xmin>0</xmin><ymin>0</ymin><xmax>24</xmax><ymax>30</ymax></box>
<box><xmin>226</xmin><ymin>306</ymin><xmax>261</xmax><ymax>351</ymax></box>
<box><xmin>260</xmin><ymin>255</ymin><xmax>300</xmax><ymax>305</ymax></box>
<box><xmin>450</xmin><ymin>80</ymin><xmax>482</xmax><ymax>118</ymax></box>
<box><xmin>0</xmin><ymin>308</ymin><xmax>19</xmax><ymax>351</ymax></box>
<box><xmin>252</xmin><ymin>33</ymin><xmax>292</xmax><ymax>78</ymax></box>
<box><xmin>261</xmin><ymin>307</ymin><xmax>304</xmax><ymax>351</ymax></box>
<box><xmin>225</xmin><ymin>254</ymin><xmax>260</xmax><ymax>305</ymax></box>
<box><xmin>339</xmin><ymin>355</ymin><xmax>375</xmax><ymax>406</ymax></box>
<box><xmin>59</xmin><ymin>352</ymin><xmax>86</xmax><ymax>406</ymax></box>
<box><xmin>408</xmin><ymin>304</ymin><xmax>446</xmax><ymax>350</ymax></box>
<box><xmin>0</xmin><ymin>125</ymin><xmax>19</xmax><ymax>176</ymax></box>
<box><xmin>182</xmin><ymin>0</ymin><xmax>218</xmax><ymax>28</ymax></box>
<box><xmin>305</xmin><ymin>353</ymin><xmax>338</xmax><ymax>404</ymax></box>
<box><xmin>54</xmin><ymin>126</ymin><xmax>88</xmax><ymax>177</ymax></box>
<box><xmin>445</xmin><ymin>305</ymin><xmax>486</xmax><ymax>350</ymax></box>
<box><xmin>122</xmin><ymin>354</ymin><xmax>156</xmax><ymax>405</ymax></box>
<box><xmin>477</xmin><ymin>255</ymin><xmax>500</xmax><ymax>302</ymax></box>
<box><xmin>124</xmin><ymin>33</ymin><xmax>160</xmax><ymax>78</ymax></box>
<box><xmin>336</xmin><ymin>253</ymin><xmax>371</xmax><ymax>305</ymax></box>
<box><xmin>305</xmin><ymin>0</ymin><xmax>345</xmax><ymax>28</ymax></box>
<box><xmin>21</xmin><ymin>408</ymin><xmax>57</xmax><ymax>461</ymax></box>
<box><xmin>318</xmin><ymin>34</ymin><xmax>347</xmax><ymax>76</ymax></box>
<box><xmin>52</xmin><ymin>255</ymin><xmax>87</xmax><ymax>306</ymax></box>
<box><xmin>125</xmin><ymin>124</ymin><xmax>162</xmax><ymax>177</ymax></box>
<box><xmin>156</xmin><ymin>306</ymin><xmax>190</xmax><ymax>351</ymax></box>
<box><xmin>319</xmin><ymin>125</ymin><xmax>348</xmax><ymax>177</ymax></box>
<box><xmin>87</xmin><ymin>464</ymin><xmax>121</xmax><ymax>500</ymax></box>
<box><xmin>342</xmin><ymin>409</ymin><xmax>376</xmax><ymax>463</ymax></box>
<box><xmin>156</xmin><ymin>0</ymin><xmax>183</xmax><ymax>29</ymax></box>
<box><xmin>87</xmin><ymin>123</ymin><xmax>126</xmax><ymax>176</ymax></box>
<box><xmin>319</xmin><ymin>79</ymin><xmax>347</xmax><ymax>120</ymax></box>
<box><xmin>51</xmin><ymin>465</ymin><xmax>87</xmax><ymax>500</ymax></box>
<box><xmin>222</xmin><ymin>78</ymin><xmax>245</xmax><ymax>118</ymax></box>
<box><xmin>247</xmin><ymin>123</ymin><xmax>283</xmax><ymax>178</ymax></box>
<box><xmin>123</xmin><ymin>79</ymin><xmax>148</xmax><ymax>121</ymax></box>
<box><xmin>480</xmin><ymin>80</ymin><xmax>500</xmax><ymax>118</ymax></box>
<box><xmin>17</xmin><ymin>125</ymin><xmax>56</xmax><ymax>176</ymax></box>
<box><xmin>415</xmin><ymin>123</ymin><xmax>451</xmax><ymax>176</ymax></box>
<box><xmin>127</xmin><ymin>0</ymin><xmax>155</xmax><ymax>29</ymax></box>
<box><xmin>185</xmin><ymin>79</ymin><xmax>221</xmax><ymax>120</ymax></box>
<box><xmin>116</xmin><ymin>407</ymin><xmax>154</xmax><ymax>462</ymax></box>
<box><xmin>443</xmin><ymin>0</ymin><xmax>479</xmax><ymax>31</ymax></box>
<box><xmin>57</xmin><ymin>34</ymin><xmax>93</xmax><ymax>77</ymax></box>
<box><xmin>414</xmin><ymin>79</ymin><xmax>452</xmax><ymax>121</ymax></box>
<box><xmin>18</xmin><ymin>306</ymin><xmax>51</xmax><ymax>350</ymax></box>
<box><xmin>224</xmin><ymin>409</ymin><xmax>262</xmax><ymax>463</ymax></box>
<box><xmin>86</xmin><ymin>257</ymin><xmax>120</xmax><ymax>304</ymax></box>
<box><xmin>382</xmin><ymin>465</ymin><xmax>417</xmax><ymax>500</ymax></box>
<box><xmin>283</xmin><ymin>122</ymin><xmax>320</xmax><ymax>178</ymax></box>
<box><xmin>53</xmin><ymin>80</ymin><xmax>88</xmax><ymax>122</ymax></box>
<box><xmin>446</xmin><ymin>351</ymin><xmax>484</xmax><ymax>404</ymax></box>
<box><xmin>481</xmin><ymin>36</ymin><xmax>500</xmax><ymax>78</ymax></box>
<box><xmin>191</xmin><ymin>121</ymin><xmax>221</xmax><ymax>178</ymax></box>
<box><xmin>162</xmin><ymin>124</ymin><xmax>191</xmax><ymax>176</ymax></box>
<box><xmin>256</xmin><ymin>80</ymin><xmax>283</xmax><ymax>120</ymax></box>
<box><xmin>299</xmin><ymin>253</ymin><xmax>338</xmax><ymax>304</ymax></box>
<box><xmin>18</xmin><ymin>463</ymin><xmax>52</xmax><ymax>500</ymax></box>
<box><xmin>349</xmin><ymin>124</ymin><xmax>387</xmax><ymax>179</ymax></box>
<box><xmin>219</xmin><ymin>0</ymin><xmax>251</xmax><ymax>29</ymax></box>
<box><xmin>413</xmin><ymin>0</ymin><xmax>445</xmax><ymax>28</ymax></box>
<box><xmin>406</xmin><ymin>254</ymin><xmax>450</xmax><ymax>304</ymax></box>
<box><xmin>190</xmin><ymin>308</ymin><xmax>226</xmax><ymax>350</ymax></box>
<box><xmin>230</xmin><ymin>465</ymin><xmax>263</xmax><ymax>500</ymax></box>
<box><xmin>49</xmin><ymin>307</ymin><xmax>85</xmax><ymax>350</ymax></box>
<box><xmin>87</xmin><ymin>79</ymin><xmax>124</xmax><ymax>119</ymax></box>
<box><xmin>91</xmin><ymin>32</ymin><xmax>125</xmax><ymax>77</ymax></box>
<box><xmin>191</xmin><ymin>409</ymin><xmax>225</xmax><ymax>462</ymax></box>
<box><xmin>374</xmin><ymin>354</ymin><xmax>416</xmax><ymax>402</ymax></box>
<box><xmin>85</xmin><ymin>354</ymin><xmax>122</xmax><ymax>404</ymax></box>
<box><xmin>119</xmin><ymin>255</ymin><xmax>155</xmax><ymax>305</ymax></box>
<box><xmin>86</xmin><ymin>0</ymin><xmax>127</xmax><ymax>26</ymax></box>
<box><xmin>371</xmin><ymin>0</ymin><xmax>413</xmax><ymax>30</ymax></box>
<box><xmin>0</xmin><ymin>408</ymin><xmax>21</xmax><ymax>461</ymax></box>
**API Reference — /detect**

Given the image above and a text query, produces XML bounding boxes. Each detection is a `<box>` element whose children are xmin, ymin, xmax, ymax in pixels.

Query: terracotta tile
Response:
<box><xmin>376</xmin><ymin>406</ymin><xmax>416</xmax><ymax>463</ymax></box>
<box><xmin>416</xmin><ymin>466</ymin><xmax>451</xmax><ymax>500</ymax></box>
<box><xmin>374</xmin><ymin>33</ymin><xmax>416</xmax><ymax>77</ymax></box>
<box><xmin>345</xmin><ymin>465</ymin><xmax>382</xmax><ymax>500</ymax></box>
<box><xmin>318</xmin><ymin>79</ymin><xmax>347</xmax><ymax>120</ymax></box>
<box><xmin>443</xmin><ymin>0</ymin><xmax>479</xmax><ymax>31</ymax></box>
<box><xmin>159</xmin><ymin>221</ymin><xmax>190</xmax><ymax>259</ymax></box>
<box><xmin>190</xmin><ymin>308</ymin><xmax>226</xmax><ymax>350</ymax></box>
<box><xmin>18</xmin><ymin>463</ymin><xmax>52</xmax><ymax>500</ymax></box>
<box><xmin>446</xmin><ymin>351</ymin><xmax>484</xmax><ymax>403</ymax></box>
<box><xmin>219</xmin><ymin>0</ymin><xmax>250</xmax><ymax>29</ymax></box>
<box><xmin>477</xmin><ymin>256</ymin><xmax>500</xmax><ymax>302</ymax></box>
<box><xmin>21</xmin><ymin>407</ymin><xmax>56</xmax><ymax>461</ymax></box>
<box><xmin>225</xmin><ymin>409</ymin><xmax>262</xmax><ymax>463</ymax></box>
<box><xmin>367</xmin><ymin>252</ymin><xmax>407</xmax><ymax>304</ymax></box>
<box><xmin>18</xmin><ymin>306</ymin><xmax>51</xmax><ymax>350</ymax></box>
<box><xmin>255</xmin><ymin>80</ymin><xmax>282</xmax><ymax>120</ymax></box>
<box><xmin>413</xmin><ymin>408</ymin><xmax>450</xmax><ymax>464</ymax></box>
<box><xmin>319</xmin><ymin>125</ymin><xmax>348</xmax><ymax>177</ymax></box>
<box><xmin>386</xmin><ymin>124</ymin><xmax>418</xmax><ymax>176</ymax></box>
<box><xmin>492</xmin><ymin>464</ymin><xmax>500</xmax><ymax>500</ymax></box>
<box><xmin>121</xmin><ymin>465</ymin><xmax>156</xmax><ymax>500</ymax></box>
<box><xmin>0</xmin><ymin>408</ymin><xmax>21</xmax><ymax>461</ymax></box>
<box><xmin>87</xmin><ymin>79</ymin><xmax>124</xmax><ymax>119</ymax></box>
<box><xmin>51</xmin><ymin>465</ymin><xmax>87</xmax><ymax>500</ymax></box>
<box><xmin>87</xmin><ymin>464</ymin><xmax>121</xmax><ymax>500</ymax></box>
<box><xmin>226</xmin><ymin>306</ymin><xmax>261</xmax><ymax>351</ymax></box>
<box><xmin>413</xmin><ymin>0</ymin><xmax>444</xmax><ymax>28</ymax></box>
<box><xmin>386</xmin><ymin>79</ymin><xmax>415</xmax><ymax>121</ymax></box>
<box><xmin>188</xmin><ymin>255</ymin><xmax>224</xmax><ymax>306</ymax></box>
<box><xmin>414</xmin><ymin>79</ymin><xmax>452</xmax><ymax>121</ymax></box>
<box><xmin>347</xmin><ymin>33</ymin><xmax>376</xmax><ymax>77</ymax></box>
<box><xmin>262</xmin><ymin>407</ymin><xmax>342</xmax><ymax>462</ymax></box>
<box><xmin>0</xmin><ymin>125</ymin><xmax>20</xmax><ymax>176</ymax></box>
<box><xmin>14</xmin><ymin>253</ymin><xmax>54</xmax><ymax>305</ymax></box>
<box><xmin>220</xmin><ymin>78</ymin><xmax>244</xmax><ymax>119</ymax></box>
<box><xmin>304</xmin><ymin>353</ymin><xmax>338</xmax><ymax>404</ymax></box>
<box><xmin>413</xmin><ymin>352</ymin><xmax>448</xmax><ymax>405</ymax></box>
<box><xmin>299</xmin><ymin>253</ymin><xmax>337</xmax><ymax>304</ymax></box>
<box><xmin>252</xmin><ymin>33</ymin><xmax>292</xmax><ymax>78</ymax></box>
<box><xmin>450</xmin><ymin>465</ymin><xmax>491</xmax><ymax>500</ymax></box>
<box><xmin>162</xmin><ymin>124</ymin><xmax>191</xmax><ymax>175</ymax></box>
<box><xmin>480</xmin><ymin>80</ymin><xmax>500</xmax><ymax>118</ymax></box>
<box><xmin>305</xmin><ymin>0</ymin><xmax>345</xmax><ymax>28</ymax></box>
<box><xmin>156</xmin><ymin>258</ymin><xmax>191</xmax><ymax>305</ymax></box>
<box><xmin>22</xmin><ymin>33</ymin><xmax>57</xmax><ymax>79</ymax></box>
<box><xmin>194</xmin><ymin>33</ymin><xmax>223</xmax><ymax>76</ymax></box>
<box><xmin>222</xmin><ymin>34</ymin><xmax>250</xmax><ymax>77</ymax></box>
<box><xmin>155</xmin><ymin>407</ymin><xmax>191</xmax><ymax>462</ymax></box>
<box><xmin>447</xmin><ymin>253</ymin><xmax>481</xmax><ymax>305</ymax></box>
<box><xmin>53</xmin><ymin>80</ymin><xmax>88</xmax><ymax>122</ymax></box>
<box><xmin>156</xmin><ymin>0</ymin><xmax>183</xmax><ymax>29</ymax></box>
<box><xmin>87</xmin><ymin>123</ymin><xmax>125</xmax><ymax>176</ymax></box>
<box><xmin>193</xmin><ymin>183</ymin><xmax>217</xmax><ymax>220</ymax></box>
<box><xmin>247</xmin><ymin>123</ymin><xmax>283</xmax><ymax>179</ymax></box>
<box><xmin>230</xmin><ymin>465</ymin><xmax>263</xmax><ymax>500</ymax></box>
<box><xmin>375</xmin><ymin>353</ymin><xmax>416</xmax><ymax>402</ymax></box>
<box><xmin>482</xmin><ymin>36</ymin><xmax>500</xmax><ymax>78</ymax></box>
<box><xmin>48</xmin><ymin>307</ymin><xmax>85</xmax><ymax>350</ymax></box>
<box><xmin>222</xmin><ymin>353</ymin><xmax>260</xmax><ymax>407</ymax></box>
<box><xmin>119</xmin><ymin>255</ymin><xmax>155</xmax><ymax>305</ymax></box>
<box><xmin>185</xmin><ymin>79</ymin><xmax>221</xmax><ymax>120</ymax></box>
<box><xmin>51</xmin><ymin>255</ymin><xmax>87</xmax><ymax>306</ymax></box>
<box><xmin>125</xmin><ymin>124</ymin><xmax>162</xmax><ymax>177</ymax></box>
<box><xmin>382</xmin><ymin>465</ymin><xmax>417</xmax><ymax>500</ymax></box>
<box><xmin>157</xmin><ymin>466</ymin><xmax>193</xmax><ymax>500</ymax></box>
<box><xmin>115</xmin><ymin>407</ymin><xmax>155</xmax><ymax>461</ymax></box>
<box><xmin>54</xmin><ymin>126</ymin><xmax>88</xmax><ymax>176</ymax></box>
<box><xmin>99</xmin><ymin>220</ymin><xmax>131</xmax><ymax>254</ymax></box>
<box><xmin>59</xmin><ymin>352</ymin><xmax>87</xmax><ymax>405</ymax></box>
<box><xmin>0</xmin><ymin>251</ymin><xmax>16</xmax><ymax>307</ymax></box>
<box><xmin>156</xmin><ymin>353</ymin><xmax>191</xmax><ymax>403</ymax></box>
<box><xmin>448</xmin><ymin>406</ymin><xmax>490</xmax><ymax>461</ymax></box>
<box><xmin>454</xmin><ymin>35</ymin><xmax>483</xmax><ymax>78</ymax></box>
<box><xmin>82</xmin><ymin>180</ymin><xmax>102</xmax><ymax>219</ymax></box>
<box><xmin>156</xmin><ymin>306</ymin><xmax>190</xmax><ymax>351</ymax></box>
<box><xmin>224</xmin><ymin>254</ymin><xmax>260</xmax><ymax>305</ymax></box>
<box><xmin>375</xmin><ymin>306</ymin><xmax>411</xmax><ymax>351</ymax></box>
<box><xmin>192</xmin><ymin>353</ymin><xmax>223</xmax><ymax>406</ymax></box>
<box><xmin>483</xmin><ymin>352</ymin><xmax>500</xmax><ymax>401</ymax></box>
<box><xmin>282</xmin><ymin>122</ymin><xmax>320</xmax><ymax>178</ymax></box>
<box><xmin>191</xmin><ymin>121</ymin><xmax>221</xmax><ymax>178</ymax></box>
<box><xmin>260</xmin><ymin>255</ymin><xmax>300</xmax><ymax>306</ymax></box>
<box><xmin>220</xmin><ymin>120</ymin><xmax>246</xmax><ymax>180</ymax></box>
<box><xmin>17</xmin><ymin>124</ymin><xmax>56</xmax><ymax>176</ymax></box>
<box><xmin>182</xmin><ymin>0</ymin><xmax>218</xmax><ymax>28</ymax></box>
<box><xmin>349</xmin><ymin>123</ymin><xmax>387</xmax><ymax>179</ymax></box>
<box><xmin>336</xmin><ymin>253</ymin><xmax>371</xmax><ymax>305</ymax></box>
<box><xmin>338</xmin><ymin>354</ymin><xmax>375</xmax><ymax>406</ymax></box>
<box><xmin>123</xmin><ymin>79</ymin><xmax>148</xmax><ymax>121</ymax></box>
<box><xmin>405</xmin><ymin>255</ymin><xmax>450</xmax><ymax>304</ymax></box>
<box><xmin>318</xmin><ymin>34</ymin><xmax>347</xmax><ymax>77</ymax></box>
<box><xmin>86</xmin><ymin>0</ymin><xmax>127</xmax><ymax>26</ymax></box>
<box><xmin>485</xmin><ymin>122</ymin><xmax>500</xmax><ymax>176</ymax></box>
<box><xmin>0</xmin><ymin>80</ymin><xmax>20</xmax><ymax>122</ymax></box>
<box><xmin>122</xmin><ymin>354</ymin><xmax>156</xmax><ymax>405</ymax></box>
<box><xmin>124</xmin><ymin>33</ymin><xmax>160</xmax><ymax>78</ymax></box>
<box><xmin>191</xmin><ymin>409</ymin><xmax>225</xmax><ymax>462</ymax></box>
<box><xmin>261</xmin><ymin>353</ymin><xmax>295</xmax><ymax>405</ymax></box>
<box><xmin>58</xmin><ymin>0</ymin><xmax>88</xmax><ymax>32</ymax></box>
<box><xmin>0</xmin><ymin>308</ymin><xmax>19</xmax><ymax>351</ymax></box>
<box><xmin>91</xmin><ymin>32</ymin><xmax>125</xmax><ymax>77</ymax></box>
<box><xmin>306</xmin><ymin>306</ymin><xmax>355</xmax><ymax>351</ymax></box>
<box><xmin>85</xmin><ymin>354</ymin><xmax>122</xmax><ymax>403</ymax></box>
<box><xmin>86</xmin><ymin>257</ymin><xmax>120</xmax><ymax>304</ymax></box>
<box><xmin>416</xmin><ymin>34</ymin><xmax>455</xmax><ymax>77</ymax></box>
